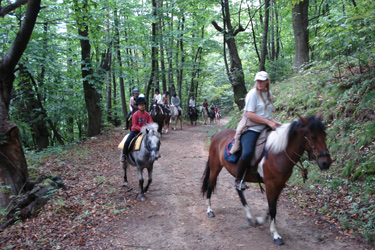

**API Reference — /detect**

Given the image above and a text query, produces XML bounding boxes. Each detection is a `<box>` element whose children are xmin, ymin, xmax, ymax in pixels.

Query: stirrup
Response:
<box><xmin>235</xmin><ymin>182</ymin><xmax>249</xmax><ymax>191</ymax></box>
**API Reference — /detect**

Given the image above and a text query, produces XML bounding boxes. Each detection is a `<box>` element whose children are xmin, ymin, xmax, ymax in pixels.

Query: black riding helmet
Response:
<box><xmin>136</xmin><ymin>97</ymin><xmax>147</xmax><ymax>105</ymax></box>
<box><xmin>173</xmin><ymin>93</ymin><xmax>177</xmax><ymax>97</ymax></box>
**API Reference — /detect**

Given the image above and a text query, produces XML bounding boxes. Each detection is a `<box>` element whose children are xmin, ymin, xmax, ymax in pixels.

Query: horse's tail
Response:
<box><xmin>201</xmin><ymin>157</ymin><xmax>211</xmax><ymax>196</ymax></box>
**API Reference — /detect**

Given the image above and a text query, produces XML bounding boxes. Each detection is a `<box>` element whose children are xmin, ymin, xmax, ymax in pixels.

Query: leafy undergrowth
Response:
<box><xmin>0</xmin><ymin>128</ymin><xmax>128</xmax><ymax>249</ymax></box>
<box><xmin>272</xmin><ymin>60</ymin><xmax>375</xmax><ymax>244</ymax></box>
<box><xmin>223</xmin><ymin>59</ymin><xmax>375</xmax><ymax>245</ymax></box>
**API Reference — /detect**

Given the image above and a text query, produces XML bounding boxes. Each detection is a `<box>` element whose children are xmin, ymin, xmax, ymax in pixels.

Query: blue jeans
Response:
<box><xmin>240</xmin><ymin>130</ymin><xmax>260</xmax><ymax>161</ymax></box>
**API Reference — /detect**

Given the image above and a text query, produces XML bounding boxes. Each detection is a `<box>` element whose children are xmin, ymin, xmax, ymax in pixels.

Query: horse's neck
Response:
<box><xmin>284</xmin><ymin>137</ymin><xmax>305</xmax><ymax>164</ymax></box>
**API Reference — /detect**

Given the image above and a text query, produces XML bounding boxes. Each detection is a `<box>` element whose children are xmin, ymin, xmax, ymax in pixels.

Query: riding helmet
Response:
<box><xmin>136</xmin><ymin>97</ymin><xmax>147</xmax><ymax>105</ymax></box>
<box><xmin>165</xmin><ymin>91</ymin><xmax>169</xmax><ymax>95</ymax></box>
<box><xmin>155</xmin><ymin>88</ymin><xmax>160</xmax><ymax>93</ymax></box>
<box><xmin>173</xmin><ymin>93</ymin><xmax>177</xmax><ymax>97</ymax></box>
<box><xmin>132</xmin><ymin>88</ymin><xmax>139</xmax><ymax>94</ymax></box>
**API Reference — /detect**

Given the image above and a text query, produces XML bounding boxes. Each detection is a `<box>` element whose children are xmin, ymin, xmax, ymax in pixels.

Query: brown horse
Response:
<box><xmin>201</xmin><ymin>114</ymin><xmax>332</xmax><ymax>245</ymax></box>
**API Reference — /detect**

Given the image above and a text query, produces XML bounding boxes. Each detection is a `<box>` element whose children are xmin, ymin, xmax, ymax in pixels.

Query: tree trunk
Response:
<box><xmin>259</xmin><ymin>0</ymin><xmax>270</xmax><ymax>71</ymax></box>
<box><xmin>0</xmin><ymin>0</ymin><xmax>41</xmax><ymax>208</ymax></box>
<box><xmin>114</xmin><ymin>9</ymin><xmax>127</xmax><ymax>121</ymax></box>
<box><xmin>292</xmin><ymin>0</ymin><xmax>309</xmax><ymax>72</ymax></box>
<box><xmin>212</xmin><ymin>0</ymin><xmax>247</xmax><ymax>110</ymax></box>
<box><xmin>74</xmin><ymin>0</ymin><xmax>102</xmax><ymax>137</ymax></box>
<box><xmin>17</xmin><ymin>63</ymin><xmax>50</xmax><ymax>151</ymax></box>
<box><xmin>270</xmin><ymin>0</ymin><xmax>275</xmax><ymax>61</ymax></box>
<box><xmin>146</xmin><ymin>0</ymin><xmax>159</xmax><ymax>104</ymax></box>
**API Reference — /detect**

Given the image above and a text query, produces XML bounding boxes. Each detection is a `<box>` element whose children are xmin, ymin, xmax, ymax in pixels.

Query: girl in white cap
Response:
<box><xmin>231</xmin><ymin>71</ymin><xmax>281</xmax><ymax>191</ymax></box>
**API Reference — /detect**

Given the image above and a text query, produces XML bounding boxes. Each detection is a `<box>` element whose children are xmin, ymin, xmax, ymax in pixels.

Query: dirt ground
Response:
<box><xmin>92</xmin><ymin>119</ymin><xmax>370</xmax><ymax>250</ymax></box>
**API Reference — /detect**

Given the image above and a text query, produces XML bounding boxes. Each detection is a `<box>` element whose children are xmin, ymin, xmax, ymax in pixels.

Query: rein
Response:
<box><xmin>284</xmin><ymin>150</ymin><xmax>308</xmax><ymax>182</ymax></box>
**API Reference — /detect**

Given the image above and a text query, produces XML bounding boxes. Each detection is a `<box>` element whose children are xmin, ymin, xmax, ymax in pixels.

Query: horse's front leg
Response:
<box><xmin>137</xmin><ymin>168</ymin><xmax>146</xmax><ymax>201</ymax></box>
<box><xmin>268</xmin><ymin>198</ymin><xmax>284</xmax><ymax>245</ymax></box>
<box><xmin>144</xmin><ymin>166</ymin><xmax>153</xmax><ymax>193</ymax></box>
<box><xmin>121</xmin><ymin>151</ymin><xmax>129</xmax><ymax>187</ymax></box>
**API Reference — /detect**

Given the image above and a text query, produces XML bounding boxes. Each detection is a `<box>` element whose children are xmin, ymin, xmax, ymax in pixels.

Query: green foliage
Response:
<box><xmin>274</xmin><ymin>57</ymin><xmax>375</xmax><ymax>242</ymax></box>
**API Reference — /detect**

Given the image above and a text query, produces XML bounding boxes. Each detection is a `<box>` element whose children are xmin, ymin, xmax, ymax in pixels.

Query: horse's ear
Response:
<box><xmin>316</xmin><ymin>111</ymin><xmax>323</xmax><ymax>120</ymax></box>
<box><xmin>298</xmin><ymin>114</ymin><xmax>309</xmax><ymax>125</ymax></box>
<box><xmin>146</xmin><ymin>129</ymin><xmax>149</xmax><ymax>134</ymax></box>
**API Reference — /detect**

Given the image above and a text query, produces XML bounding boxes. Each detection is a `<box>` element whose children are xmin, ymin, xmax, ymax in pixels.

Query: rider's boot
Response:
<box><xmin>235</xmin><ymin>157</ymin><xmax>250</xmax><ymax>191</ymax></box>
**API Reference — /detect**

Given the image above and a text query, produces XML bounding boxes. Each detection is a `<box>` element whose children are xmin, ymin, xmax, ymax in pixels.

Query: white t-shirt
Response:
<box><xmin>189</xmin><ymin>99</ymin><xmax>195</xmax><ymax>107</ymax></box>
<box><xmin>244</xmin><ymin>88</ymin><xmax>274</xmax><ymax>133</ymax></box>
<box><xmin>154</xmin><ymin>94</ymin><xmax>163</xmax><ymax>104</ymax></box>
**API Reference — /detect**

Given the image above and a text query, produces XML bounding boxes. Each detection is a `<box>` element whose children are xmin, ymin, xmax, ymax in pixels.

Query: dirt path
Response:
<box><xmin>96</xmin><ymin>120</ymin><xmax>366</xmax><ymax>250</ymax></box>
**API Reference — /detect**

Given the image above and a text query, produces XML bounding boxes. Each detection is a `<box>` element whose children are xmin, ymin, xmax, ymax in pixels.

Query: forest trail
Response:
<box><xmin>94</xmin><ymin>119</ymin><xmax>365</xmax><ymax>249</ymax></box>
<box><xmin>1</xmin><ymin>119</ymin><xmax>370</xmax><ymax>249</ymax></box>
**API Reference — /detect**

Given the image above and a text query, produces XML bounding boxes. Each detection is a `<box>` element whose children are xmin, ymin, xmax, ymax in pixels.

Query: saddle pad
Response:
<box><xmin>118</xmin><ymin>133</ymin><xmax>144</xmax><ymax>151</ymax></box>
<box><xmin>224</xmin><ymin>137</ymin><xmax>241</xmax><ymax>163</ymax></box>
<box><xmin>224</xmin><ymin>128</ymin><xmax>271</xmax><ymax>164</ymax></box>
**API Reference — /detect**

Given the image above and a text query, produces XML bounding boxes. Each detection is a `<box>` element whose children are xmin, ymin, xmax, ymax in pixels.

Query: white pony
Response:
<box><xmin>120</xmin><ymin>123</ymin><xmax>161</xmax><ymax>201</ymax></box>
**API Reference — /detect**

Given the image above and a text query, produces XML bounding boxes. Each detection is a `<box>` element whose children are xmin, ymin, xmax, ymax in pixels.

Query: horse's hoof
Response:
<box><xmin>247</xmin><ymin>218</ymin><xmax>256</xmax><ymax>227</ymax></box>
<box><xmin>274</xmin><ymin>238</ymin><xmax>284</xmax><ymax>245</ymax></box>
<box><xmin>123</xmin><ymin>182</ymin><xmax>129</xmax><ymax>187</ymax></box>
<box><xmin>207</xmin><ymin>211</ymin><xmax>215</xmax><ymax>218</ymax></box>
<box><xmin>141</xmin><ymin>196</ymin><xmax>147</xmax><ymax>201</ymax></box>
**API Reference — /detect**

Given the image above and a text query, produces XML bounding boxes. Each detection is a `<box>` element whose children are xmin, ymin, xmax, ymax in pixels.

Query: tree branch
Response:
<box><xmin>2</xmin><ymin>0</ymin><xmax>41</xmax><ymax>70</ymax></box>
<box><xmin>211</xmin><ymin>20</ymin><xmax>223</xmax><ymax>32</ymax></box>
<box><xmin>233</xmin><ymin>25</ymin><xmax>245</xmax><ymax>36</ymax></box>
<box><xmin>0</xmin><ymin>0</ymin><xmax>28</xmax><ymax>17</ymax></box>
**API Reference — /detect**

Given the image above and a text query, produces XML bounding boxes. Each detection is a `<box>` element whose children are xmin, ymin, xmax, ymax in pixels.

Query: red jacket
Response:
<box><xmin>131</xmin><ymin>110</ymin><xmax>153</xmax><ymax>132</ymax></box>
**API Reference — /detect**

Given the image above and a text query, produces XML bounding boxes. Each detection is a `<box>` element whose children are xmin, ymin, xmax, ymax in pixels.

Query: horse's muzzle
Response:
<box><xmin>149</xmin><ymin>151</ymin><xmax>161</xmax><ymax>162</ymax></box>
<box><xmin>317</xmin><ymin>150</ymin><xmax>332</xmax><ymax>170</ymax></box>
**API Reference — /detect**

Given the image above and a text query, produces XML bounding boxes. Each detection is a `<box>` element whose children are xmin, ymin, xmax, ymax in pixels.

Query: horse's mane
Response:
<box><xmin>266</xmin><ymin>123</ymin><xmax>291</xmax><ymax>154</ymax></box>
<box><xmin>141</xmin><ymin>123</ymin><xmax>159</xmax><ymax>136</ymax></box>
<box><xmin>266</xmin><ymin>116</ymin><xmax>326</xmax><ymax>154</ymax></box>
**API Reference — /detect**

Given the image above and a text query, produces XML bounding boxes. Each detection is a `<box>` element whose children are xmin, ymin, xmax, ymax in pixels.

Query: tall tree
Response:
<box><xmin>0</xmin><ymin>0</ymin><xmax>41</xmax><ymax>207</ymax></box>
<box><xmin>73</xmin><ymin>0</ymin><xmax>102</xmax><ymax>137</ymax></box>
<box><xmin>292</xmin><ymin>0</ymin><xmax>309</xmax><ymax>71</ymax></box>
<box><xmin>259</xmin><ymin>0</ymin><xmax>270</xmax><ymax>71</ymax></box>
<box><xmin>212</xmin><ymin>0</ymin><xmax>247</xmax><ymax>110</ymax></box>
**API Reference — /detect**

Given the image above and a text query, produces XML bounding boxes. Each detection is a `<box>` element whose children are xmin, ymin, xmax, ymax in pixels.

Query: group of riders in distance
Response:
<box><xmin>123</xmin><ymin>88</ymin><xmax>221</xmax><ymax>131</ymax></box>
<box><xmin>119</xmin><ymin>71</ymin><xmax>332</xmax><ymax>246</ymax></box>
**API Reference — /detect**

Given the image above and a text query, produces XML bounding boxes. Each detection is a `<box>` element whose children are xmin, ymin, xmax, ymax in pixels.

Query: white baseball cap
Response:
<box><xmin>254</xmin><ymin>71</ymin><xmax>269</xmax><ymax>81</ymax></box>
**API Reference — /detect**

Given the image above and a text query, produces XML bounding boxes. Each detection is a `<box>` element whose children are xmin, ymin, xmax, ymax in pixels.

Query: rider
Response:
<box><xmin>231</xmin><ymin>71</ymin><xmax>280</xmax><ymax>191</ymax></box>
<box><xmin>153</xmin><ymin>88</ymin><xmax>164</xmax><ymax>114</ymax></box>
<box><xmin>188</xmin><ymin>96</ymin><xmax>196</xmax><ymax>114</ymax></box>
<box><xmin>203</xmin><ymin>99</ymin><xmax>209</xmax><ymax>113</ymax></box>
<box><xmin>171</xmin><ymin>93</ymin><xmax>182</xmax><ymax>115</ymax></box>
<box><xmin>122</xmin><ymin>96</ymin><xmax>153</xmax><ymax>160</ymax></box>
<box><xmin>163</xmin><ymin>91</ymin><xmax>171</xmax><ymax>115</ymax></box>
<box><xmin>124</xmin><ymin>88</ymin><xmax>139</xmax><ymax>130</ymax></box>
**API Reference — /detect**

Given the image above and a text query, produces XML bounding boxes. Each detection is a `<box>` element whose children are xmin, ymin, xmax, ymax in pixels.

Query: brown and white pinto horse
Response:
<box><xmin>201</xmin><ymin>114</ymin><xmax>332</xmax><ymax>245</ymax></box>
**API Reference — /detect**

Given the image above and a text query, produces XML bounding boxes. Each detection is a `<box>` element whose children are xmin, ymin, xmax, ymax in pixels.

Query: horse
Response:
<box><xmin>188</xmin><ymin>106</ymin><xmax>198</xmax><ymax>126</ymax></box>
<box><xmin>163</xmin><ymin>113</ymin><xmax>172</xmax><ymax>134</ymax></box>
<box><xmin>200</xmin><ymin>106</ymin><xmax>208</xmax><ymax>125</ymax></box>
<box><xmin>215</xmin><ymin>109</ymin><xmax>221</xmax><ymax>123</ymax></box>
<box><xmin>169</xmin><ymin>105</ymin><xmax>182</xmax><ymax>130</ymax></box>
<box><xmin>150</xmin><ymin>102</ymin><xmax>166</xmax><ymax>135</ymax></box>
<box><xmin>201</xmin><ymin>114</ymin><xmax>332</xmax><ymax>245</ymax></box>
<box><xmin>208</xmin><ymin>108</ymin><xmax>216</xmax><ymax>124</ymax></box>
<box><xmin>120</xmin><ymin>123</ymin><xmax>161</xmax><ymax>201</ymax></box>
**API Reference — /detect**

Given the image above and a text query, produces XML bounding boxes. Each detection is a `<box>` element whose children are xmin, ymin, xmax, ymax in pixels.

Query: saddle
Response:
<box><xmin>118</xmin><ymin>133</ymin><xmax>144</xmax><ymax>151</ymax></box>
<box><xmin>224</xmin><ymin>128</ymin><xmax>272</xmax><ymax>165</ymax></box>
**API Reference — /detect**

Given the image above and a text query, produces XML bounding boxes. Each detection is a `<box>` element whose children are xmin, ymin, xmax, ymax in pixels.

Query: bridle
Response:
<box><xmin>284</xmin><ymin>133</ymin><xmax>330</xmax><ymax>183</ymax></box>
<box><xmin>304</xmin><ymin>135</ymin><xmax>331</xmax><ymax>160</ymax></box>
<box><xmin>144</xmin><ymin>133</ymin><xmax>160</xmax><ymax>161</ymax></box>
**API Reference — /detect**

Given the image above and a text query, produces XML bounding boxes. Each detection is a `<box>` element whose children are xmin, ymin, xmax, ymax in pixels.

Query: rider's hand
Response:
<box><xmin>268</xmin><ymin>120</ymin><xmax>281</xmax><ymax>130</ymax></box>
